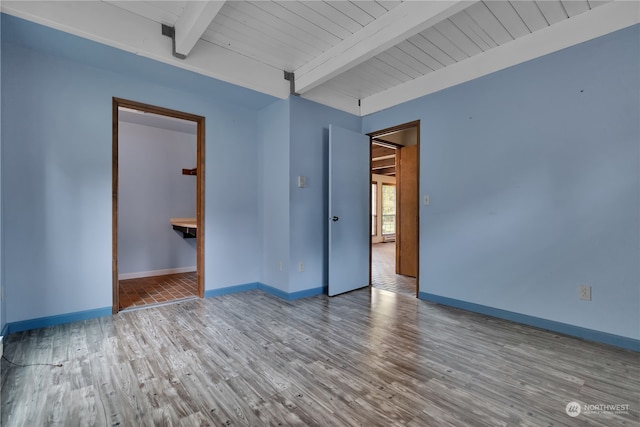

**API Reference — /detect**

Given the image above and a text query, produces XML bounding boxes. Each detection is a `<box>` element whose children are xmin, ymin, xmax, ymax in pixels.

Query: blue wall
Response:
<box><xmin>118</xmin><ymin>122</ymin><xmax>197</xmax><ymax>276</ymax></box>
<box><xmin>259</xmin><ymin>98</ymin><xmax>291</xmax><ymax>292</ymax></box>
<box><xmin>363</xmin><ymin>25</ymin><xmax>640</xmax><ymax>340</ymax></box>
<box><xmin>2</xmin><ymin>12</ymin><xmax>638</xmax><ymax>347</ymax></box>
<box><xmin>1</xmin><ymin>14</ymin><xmax>273</xmax><ymax>323</ymax></box>
<box><xmin>0</xmin><ymin>12</ymin><xmax>4</xmax><ymax>336</ymax></box>
<box><xmin>258</xmin><ymin>96</ymin><xmax>360</xmax><ymax>294</ymax></box>
<box><xmin>289</xmin><ymin>97</ymin><xmax>361</xmax><ymax>292</ymax></box>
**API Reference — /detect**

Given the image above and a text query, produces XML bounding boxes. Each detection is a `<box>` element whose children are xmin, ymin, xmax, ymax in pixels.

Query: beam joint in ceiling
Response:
<box><xmin>174</xmin><ymin>1</ymin><xmax>226</xmax><ymax>58</ymax></box>
<box><xmin>294</xmin><ymin>1</ymin><xmax>475</xmax><ymax>94</ymax></box>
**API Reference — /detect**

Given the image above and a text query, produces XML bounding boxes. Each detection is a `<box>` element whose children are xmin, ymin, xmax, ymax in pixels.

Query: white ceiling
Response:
<box><xmin>3</xmin><ymin>1</ymin><xmax>638</xmax><ymax>116</ymax></box>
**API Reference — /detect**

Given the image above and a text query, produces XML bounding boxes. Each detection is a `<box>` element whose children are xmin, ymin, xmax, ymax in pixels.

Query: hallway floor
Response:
<box><xmin>118</xmin><ymin>272</ymin><xmax>198</xmax><ymax>311</ymax></box>
<box><xmin>371</xmin><ymin>242</ymin><xmax>416</xmax><ymax>297</ymax></box>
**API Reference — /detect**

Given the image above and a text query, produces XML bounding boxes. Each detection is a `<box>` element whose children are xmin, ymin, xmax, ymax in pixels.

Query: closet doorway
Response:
<box><xmin>368</xmin><ymin>121</ymin><xmax>419</xmax><ymax>298</ymax></box>
<box><xmin>112</xmin><ymin>98</ymin><xmax>205</xmax><ymax>313</ymax></box>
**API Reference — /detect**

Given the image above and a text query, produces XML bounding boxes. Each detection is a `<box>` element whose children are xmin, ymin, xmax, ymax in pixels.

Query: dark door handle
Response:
<box><xmin>331</xmin><ymin>216</ymin><xmax>339</xmax><ymax>222</ymax></box>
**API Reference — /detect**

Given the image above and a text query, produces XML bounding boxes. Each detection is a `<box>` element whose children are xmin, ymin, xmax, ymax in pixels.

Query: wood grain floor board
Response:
<box><xmin>2</xmin><ymin>288</ymin><xmax>638</xmax><ymax>426</ymax></box>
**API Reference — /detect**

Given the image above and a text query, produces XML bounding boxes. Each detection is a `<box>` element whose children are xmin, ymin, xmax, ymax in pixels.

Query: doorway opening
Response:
<box><xmin>368</xmin><ymin>121</ymin><xmax>419</xmax><ymax>298</ymax></box>
<box><xmin>112</xmin><ymin>98</ymin><xmax>205</xmax><ymax>313</ymax></box>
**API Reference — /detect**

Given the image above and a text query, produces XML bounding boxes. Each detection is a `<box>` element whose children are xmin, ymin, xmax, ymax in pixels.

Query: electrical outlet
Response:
<box><xmin>298</xmin><ymin>262</ymin><xmax>304</xmax><ymax>272</ymax></box>
<box><xmin>278</xmin><ymin>261</ymin><xmax>283</xmax><ymax>272</ymax></box>
<box><xmin>580</xmin><ymin>285</ymin><xmax>592</xmax><ymax>301</ymax></box>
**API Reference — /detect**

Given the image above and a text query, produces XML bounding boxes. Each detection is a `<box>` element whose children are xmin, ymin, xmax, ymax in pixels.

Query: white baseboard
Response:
<box><xmin>119</xmin><ymin>266</ymin><xmax>196</xmax><ymax>281</ymax></box>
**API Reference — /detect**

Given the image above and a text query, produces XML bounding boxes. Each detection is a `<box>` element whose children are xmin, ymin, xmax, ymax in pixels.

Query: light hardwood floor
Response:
<box><xmin>371</xmin><ymin>242</ymin><xmax>416</xmax><ymax>297</ymax></box>
<box><xmin>1</xmin><ymin>288</ymin><xmax>638</xmax><ymax>426</ymax></box>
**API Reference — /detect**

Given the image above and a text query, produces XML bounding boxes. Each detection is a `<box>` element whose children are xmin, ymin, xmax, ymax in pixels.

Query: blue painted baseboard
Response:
<box><xmin>256</xmin><ymin>283</ymin><xmax>288</xmax><ymax>299</ymax></box>
<box><xmin>204</xmin><ymin>282</ymin><xmax>259</xmax><ymax>298</ymax></box>
<box><xmin>6</xmin><ymin>307</ymin><xmax>112</xmax><ymax>334</ymax></box>
<box><xmin>419</xmin><ymin>292</ymin><xmax>639</xmax><ymax>352</ymax></box>
<box><xmin>2</xmin><ymin>283</ymin><xmax>325</xmax><ymax>336</ymax></box>
<box><xmin>258</xmin><ymin>283</ymin><xmax>326</xmax><ymax>301</ymax></box>
<box><xmin>205</xmin><ymin>282</ymin><xmax>326</xmax><ymax>301</ymax></box>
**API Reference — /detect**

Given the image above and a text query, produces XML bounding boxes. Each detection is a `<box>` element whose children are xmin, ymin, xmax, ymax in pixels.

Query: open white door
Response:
<box><xmin>328</xmin><ymin>125</ymin><xmax>370</xmax><ymax>296</ymax></box>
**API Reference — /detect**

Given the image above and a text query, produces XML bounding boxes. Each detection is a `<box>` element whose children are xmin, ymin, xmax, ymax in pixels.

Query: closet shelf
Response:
<box><xmin>170</xmin><ymin>217</ymin><xmax>197</xmax><ymax>238</ymax></box>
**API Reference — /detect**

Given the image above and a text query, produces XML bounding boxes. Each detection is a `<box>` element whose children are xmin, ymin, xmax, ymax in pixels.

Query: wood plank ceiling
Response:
<box><xmin>3</xmin><ymin>1</ymin><xmax>637</xmax><ymax>116</ymax></box>
<box><xmin>372</xmin><ymin>144</ymin><xmax>397</xmax><ymax>176</ymax></box>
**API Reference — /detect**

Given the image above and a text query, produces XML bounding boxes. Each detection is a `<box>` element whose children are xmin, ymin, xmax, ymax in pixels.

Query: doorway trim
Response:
<box><xmin>367</xmin><ymin>120</ymin><xmax>420</xmax><ymax>297</ymax></box>
<box><xmin>112</xmin><ymin>98</ymin><xmax>205</xmax><ymax>313</ymax></box>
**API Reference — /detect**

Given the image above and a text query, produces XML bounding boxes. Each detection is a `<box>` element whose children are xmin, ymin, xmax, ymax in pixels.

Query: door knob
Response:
<box><xmin>331</xmin><ymin>216</ymin><xmax>339</xmax><ymax>222</ymax></box>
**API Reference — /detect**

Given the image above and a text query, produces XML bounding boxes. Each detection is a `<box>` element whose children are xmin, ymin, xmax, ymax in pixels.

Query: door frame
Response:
<box><xmin>112</xmin><ymin>97</ymin><xmax>205</xmax><ymax>313</ymax></box>
<box><xmin>367</xmin><ymin>120</ymin><xmax>420</xmax><ymax>297</ymax></box>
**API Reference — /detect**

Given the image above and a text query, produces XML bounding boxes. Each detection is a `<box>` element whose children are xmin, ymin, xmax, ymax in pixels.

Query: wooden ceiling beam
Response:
<box><xmin>372</xmin><ymin>154</ymin><xmax>395</xmax><ymax>162</ymax></box>
<box><xmin>371</xmin><ymin>145</ymin><xmax>395</xmax><ymax>159</ymax></box>
<box><xmin>372</xmin><ymin>158</ymin><xmax>395</xmax><ymax>169</ymax></box>
<box><xmin>294</xmin><ymin>1</ymin><xmax>474</xmax><ymax>94</ymax></box>
<box><xmin>374</xmin><ymin>167</ymin><xmax>396</xmax><ymax>176</ymax></box>
<box><xmin>174</xmin><ymin>1</ymin><xmax>226</xmax><ymax>58</ymax></box>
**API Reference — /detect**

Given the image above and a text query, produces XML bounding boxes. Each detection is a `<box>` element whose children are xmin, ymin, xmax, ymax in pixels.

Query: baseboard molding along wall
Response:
<box><xmin>5</xmin><ymin>307</ymin><xmax>112</xmax><ymax>335</ymax></box>
<box><xmin>2</xmin><ymin>283</ymin><xmax>325</xmax><ymax>336</ymax></box>
<box><xmin>205</xmin><ymin>282</ymin><xmax>326</xmax><ymax>301</ymax></box>
<box><xmin>419</xmin><ymin>292</ymin><xmax>639</xmax><ymax>352</ymax></box>
<box><xmin>118</xmin><ymin>266</ymin><xmax>196</xmax><ymax>280</ymax></box>
<box><xmin>2</xmin><ymin>286</ymin><xmax>636</xmax><ymax>354</ymax></box>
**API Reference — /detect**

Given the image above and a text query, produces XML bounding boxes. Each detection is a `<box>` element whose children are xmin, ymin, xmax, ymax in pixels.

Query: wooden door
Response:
<box><xmin>396</xmin><ymin>144</ymin><xmax>418</xmax><ymax>277</ymax></box>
